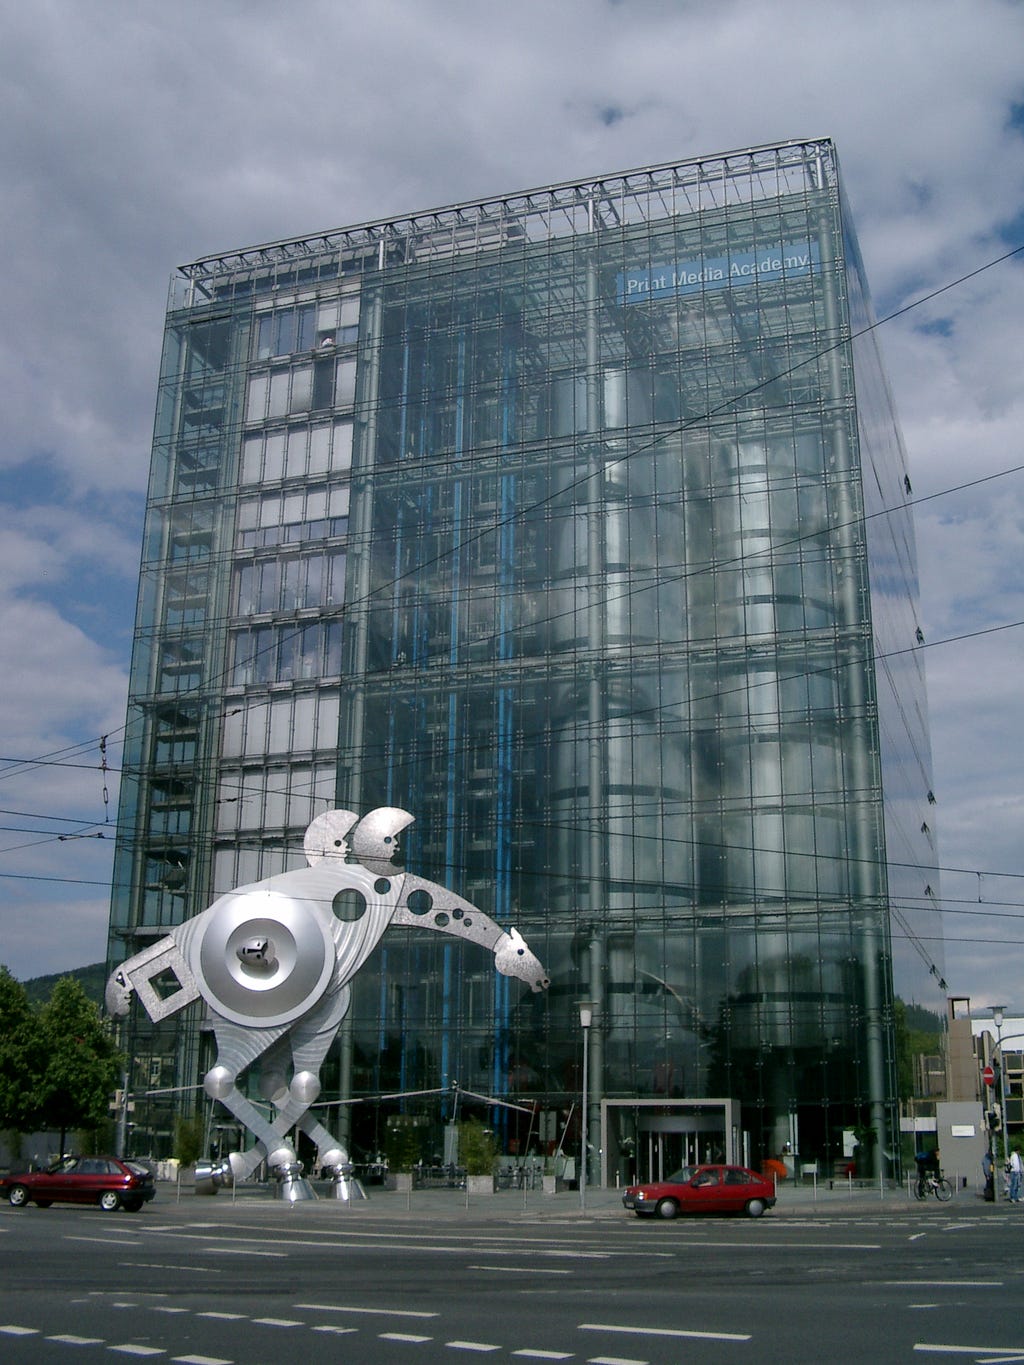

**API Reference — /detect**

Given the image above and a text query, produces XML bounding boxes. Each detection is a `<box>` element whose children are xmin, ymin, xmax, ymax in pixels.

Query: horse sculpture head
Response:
<box><xmin>494</xmin><ymin>926</ymin><xmax>550</xmax><ymax>993</ymax></box>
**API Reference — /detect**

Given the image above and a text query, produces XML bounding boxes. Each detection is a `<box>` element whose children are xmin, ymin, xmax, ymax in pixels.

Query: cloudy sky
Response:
<box><xmin>1</xmin><ymin>0</ymin><xmax>1022</xmax><ymax>1018</ymax></box>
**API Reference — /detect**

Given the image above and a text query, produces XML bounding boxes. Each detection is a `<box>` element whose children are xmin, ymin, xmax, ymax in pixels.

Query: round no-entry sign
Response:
<box><xmin>983</xmin><ymin>1064</ymin><xmax>995</xmax><ymax>1087</ymax></box>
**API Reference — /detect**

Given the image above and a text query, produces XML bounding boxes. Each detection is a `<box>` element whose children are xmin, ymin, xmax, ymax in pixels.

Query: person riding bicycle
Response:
<box><xmin>915</xmin><ymin>1147</ymin><xmax>939</xmax><ymax>1198</ymax></box>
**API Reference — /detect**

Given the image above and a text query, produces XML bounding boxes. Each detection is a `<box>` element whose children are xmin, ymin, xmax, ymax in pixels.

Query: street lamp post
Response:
<box><xmin>578</xmin><ymin>1001</ymin><xmax>594</xmax><ymax>1213</ymax></box>
<box><xmin>992</xmin><ymin>1006</ymin><xmax>1010</xmax><ymax>1169</ymax></box>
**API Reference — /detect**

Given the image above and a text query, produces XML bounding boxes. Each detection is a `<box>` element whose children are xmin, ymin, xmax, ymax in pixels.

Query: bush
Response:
<box><xmin>174</xmin><ymin>1115</ymin><xmax>206</xmax><ymax>1167</ymax></box>
<box><xmin>458</xmin><ymin>1120</ymin><xmax>496</xmax><ymax>1176</ymax></box>
<box><xmin>385</xmin><ymin>1115</ymin><xmax>424</xmax><ymax>1173</ymax></box>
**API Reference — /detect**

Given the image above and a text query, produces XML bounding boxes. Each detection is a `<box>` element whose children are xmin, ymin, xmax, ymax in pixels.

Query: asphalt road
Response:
<box><xmin>1</xmin><ymin>1188</ymin><xmax>1023</xmax><ymax>1363</ymax></box>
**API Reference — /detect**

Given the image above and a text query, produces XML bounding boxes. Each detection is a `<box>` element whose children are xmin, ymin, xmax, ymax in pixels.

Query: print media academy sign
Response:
<box><xmin>618</xmin><ymin>240</ymin><xmax>820</xmax><ymax>304</ymax></box>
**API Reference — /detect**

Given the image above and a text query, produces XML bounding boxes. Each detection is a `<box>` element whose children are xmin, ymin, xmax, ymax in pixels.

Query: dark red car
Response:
<box><xmin>2</xmin><ymin>1156</ymin><xmax>155</xmax><ymax>1213</ymax></box>
<box><xmin>623</xmin><ymin>1163</ymin><xmax>776</xmax><ymax>1219</ymax></box>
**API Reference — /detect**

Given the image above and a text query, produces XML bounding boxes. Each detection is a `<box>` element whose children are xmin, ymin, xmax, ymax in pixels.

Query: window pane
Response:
<box><xmin>285</xmin><ymin>426</ymin><xmax>308</xmax><ymax>478</ymax></box>
<box><xmin>335</xmin><ymin>358</ymin><xmax>357</xmax><ymax>406</ymax></box>
<box><xmin>245</xmin><ymin>374</ymin><xmax>268</xmax><ymax>423</ymax></box>
<box><xmin>290</xmin><ymin>364</ymin><xmax>312</xmax><ymax>413</ymax></box>
<box><xmin>331</xmin><ymin>420</ymin><xmax>353</xmax><ymax>471</ymax></box>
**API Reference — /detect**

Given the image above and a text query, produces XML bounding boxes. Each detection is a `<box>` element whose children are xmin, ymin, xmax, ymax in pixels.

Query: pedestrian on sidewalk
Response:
<box><xmin>1008</xmin><ymin>1148</ymin><xmax>1022</xmax><ymax>1203</ymax></box>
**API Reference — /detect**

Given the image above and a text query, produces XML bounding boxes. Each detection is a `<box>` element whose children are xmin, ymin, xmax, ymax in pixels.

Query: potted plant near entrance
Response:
<box><xmin>385</xmin><ymin>1115</ymin><xmax>423</xmax><ymax>1192</ymax></box>
<box><xmin>459</xmin><ymin>1119</ymin><xmax>497</xmax><ymax>1194</ymax></box>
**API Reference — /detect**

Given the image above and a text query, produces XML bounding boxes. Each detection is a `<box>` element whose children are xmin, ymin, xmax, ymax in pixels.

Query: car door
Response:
<box><xmin>685</xmin><ymin>1166</ymin><xmax>725</xmax><ymax>1211</ymax></box>
<box><xmin>71</xmin><ymin>1157</ymin><xmax>108</xmax><ymax>1204</ymax></box>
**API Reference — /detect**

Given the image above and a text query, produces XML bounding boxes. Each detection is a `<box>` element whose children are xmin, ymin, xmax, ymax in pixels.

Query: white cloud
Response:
<box><xmin>0</xmin><ymin>0</ymin><xmax>1022</xmax><ymax>1007</ymax></box>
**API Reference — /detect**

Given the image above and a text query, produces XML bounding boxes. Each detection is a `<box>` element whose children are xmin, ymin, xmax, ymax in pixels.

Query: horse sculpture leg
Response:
<box><xmin>257</xmin><ymin>985</ymin><xmax>353</xmax><ymax>1170</ymax></box>
<box><xmin>204</xmin><ymin>1020</ymin><xmax>298</xmax><ymax>1179</ymax></box>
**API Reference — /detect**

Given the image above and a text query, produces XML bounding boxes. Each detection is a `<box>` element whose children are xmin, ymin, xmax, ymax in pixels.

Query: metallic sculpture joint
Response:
<box><xmin>108</xmin><ymin>808</ymin><xmax>549</xmax><ymax>1196</ymax></box>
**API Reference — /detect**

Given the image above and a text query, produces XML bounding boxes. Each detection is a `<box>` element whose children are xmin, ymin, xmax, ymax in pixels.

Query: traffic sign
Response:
<box><xmin>983</xmin><ymin>1064</ymin><xmax>995</xmax><ymax>1087</ymax></box>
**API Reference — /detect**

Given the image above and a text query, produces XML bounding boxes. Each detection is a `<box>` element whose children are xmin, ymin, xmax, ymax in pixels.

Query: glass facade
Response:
<box><xmin>108</xmin><ymin>139</ymin><xmax>940</xmax><ymax>1180</ymax></box>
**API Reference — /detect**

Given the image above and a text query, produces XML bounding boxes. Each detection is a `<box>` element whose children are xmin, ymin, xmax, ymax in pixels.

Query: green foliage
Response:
<box><xmin>36</xmin><ymin>977</ymin><xmax>122</xmax><ymax>1151</ymax></box>
<box><xmin>174</xmin><ymin>1114</ymin><xmax>206</xmax><ymax>1167</ymax></box>
<box><xmin>0</xmin><ymin>965</ymin><xmax>45</xmax><ymax>1132</ymax></box>
<box><xmin>458</xmin><ymin>1119</ymin><xmax>497</xmax><ymax>1176</ymax></box>
<box><xmin>893</xmin><ymin>997</ymin><xmax>943</xmax><ymax>1101</ymax></box>
<box><xmin>384</xmin><ymin>1115</ymin><xmax>424</xmax><ymax>1173</ymax></box>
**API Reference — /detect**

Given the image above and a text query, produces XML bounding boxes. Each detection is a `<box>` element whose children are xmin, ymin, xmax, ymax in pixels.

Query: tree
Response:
<box><xmin>0</xmin><ymin>965</ymin><xmax>45</xmax><ymax>1136</ymax></box>
<box><xmin>36</xmin><ymin>977</ymin><xmax>121</xmax><ymax>1158</ymax></box>
<box><xmin>458</xmin><ymin>1119</ymin><xmax>497</xmax><ymax>1176</ymax></box>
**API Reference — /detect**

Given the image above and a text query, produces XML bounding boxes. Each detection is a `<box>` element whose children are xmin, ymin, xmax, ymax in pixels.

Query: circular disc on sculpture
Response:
<box><xmin>194</xmin><ymin>889</ymin><xmax>334</xmax><ymax>1026</ymax></box>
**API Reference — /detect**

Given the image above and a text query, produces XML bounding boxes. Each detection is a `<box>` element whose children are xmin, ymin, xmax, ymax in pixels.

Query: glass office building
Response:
<box><xmin>108</xmin><ymin>138</ymin><xmax>940</xmax><ymax>1181</ymax></box>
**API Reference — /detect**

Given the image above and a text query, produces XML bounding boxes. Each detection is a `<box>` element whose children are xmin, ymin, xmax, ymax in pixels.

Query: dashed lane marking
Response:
<box><xmin>47</xmin><ymin>1334</ymin><xmax>105</xmax><ymax>1345</ymax></box>
<box><xmin>294</xmin><ymin>1302</ymin><xmax>437</xmax><ymax>1318</ymax></box>
<box><xmin>468</xmin><ymin>1264</ymin><xmax>571</xmax><ymax>1274</ymax></box>
<box><xmin>380</xmin><ymin>1333</ymin><xmax>433</xmax><ymax>1343</ymax></box>
<box><xmin>512</xmin><ymin>1352</ymin><xmax>574</xmax><ymax>1360</ymax></box>
<box><xmin>170</xmin><ymin>1357</ymin><xmax>233</xmax><ymax>1364</ymax></box>
<box><xmin>0</xmin><ymin>1326</ymin><xmax>39</xmax><ymax>1336</ymax></box>
<box><xmin>913</xmin><ymin>1345</ymin><xmax>1024</xmax><ymax>1357</ymax></box>
<box><xmin>585</xmin><ymin>1356</ymin><xmax>649</xmax><ymax>1365</ymax></box>
<box><xmin>581</xmin><ymin>1321</ymin><xmax>751</xmax><ymax>1342</ymax></box>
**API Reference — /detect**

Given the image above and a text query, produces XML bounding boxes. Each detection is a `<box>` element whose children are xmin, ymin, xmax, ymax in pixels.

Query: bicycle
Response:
<box><xmin>914</xmin><ymin>1172</ymin><xmax>953</xmax><ymax>1201</ymax></box>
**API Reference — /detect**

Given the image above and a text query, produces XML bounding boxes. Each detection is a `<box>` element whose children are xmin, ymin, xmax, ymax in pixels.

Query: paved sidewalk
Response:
<box><xmin>169</xmin><ymin>1174</ymin><xmax>997</xmax><ymax>1220</ymax></box>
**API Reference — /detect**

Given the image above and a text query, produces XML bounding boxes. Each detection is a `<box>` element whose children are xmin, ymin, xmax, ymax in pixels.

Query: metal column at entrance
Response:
<box><xmin>599</xmin><ymin>1099</ymin><xmax>739</xmax><ymax>1189</ymax></box>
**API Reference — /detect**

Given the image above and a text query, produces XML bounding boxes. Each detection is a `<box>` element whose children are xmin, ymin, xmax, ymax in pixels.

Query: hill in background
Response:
<box><xmin>22</xmin><ymin>962</ymin><xmax>107</xmax><ymax>1007</ymax></box>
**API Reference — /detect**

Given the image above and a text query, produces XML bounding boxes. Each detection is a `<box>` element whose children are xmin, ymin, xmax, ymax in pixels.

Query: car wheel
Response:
<box><xmin>7</xmin><ymin>1185</ymin><xmax>30</xmax><ymax>1208</ymax></box>
<box><xmin>745</xmin><ymin>1198</ymin><xmax>766</xmax><ymax>1218</ymax></box>
<box><xmin>655</xmin><ymin>1198</ymin><xmax>679</xmax><ymax>1219</ymax></box>
<box><xmin>98</xmin><ymin>1190</ymin><xmax>121</xmax><ymax>1212</ymax></box>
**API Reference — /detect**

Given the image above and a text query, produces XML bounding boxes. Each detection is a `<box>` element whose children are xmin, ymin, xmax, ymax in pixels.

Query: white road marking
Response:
<box><xmin>917</xmin><ymin>1348</ymin><xmax>1024</xmax><ymax>1359</ymax></box>
<box><xmin>512</xmin><ymin>1352</ymin><xmax>574</xmax><ymax>1360</ymax></box>
<box><xmin>468</xmin><ymin>1264</ymin><xmax>571</xmax><ymax>1275</ymax></box>
<box><xmin>888</xmin><ymin>1281</ymin><xmax>1003</xmax><ymax>1288</ymax></box>
<box><xmin>153</xmin><ymin>1308</ymin><xmax>190</xmax><ymax>1315</ymax></box>
<box><xmin>109</xmin><ymin>1348</ymin><xmax>165</xmax><ymax>1358</ymax></box>
<box><xmin>197</xmin><ymin>1312</ymin><xmax>245</xmax><ymax>1321</ymax></box>
<box><xmin>171</xmin><ymin>1356</ymin><xmax>234</xmax><ymax>1364</ymax></box>
<box><xmin>251</xmin><ymin>1317</ymin><xmax>302</xmax><ymax>1327</ymax></box>
<box><xmin>909</xmin><ymin>1233</ymin><xmax>928</xmax><ymax>1241</ymax></box>
<box><xmin>581</xmin><ymin>1321</ymin><xmax>751</xmax><ymax>1342</ymax></box>
<box><xmin>294</xmin><ymin>1302</ymin><xmax>437</xmax><ymax>1318</ymax></box>
<box><xmin>446</xmin><ymin>1343</ymin><xmax>501</xmax><ymax>1353</ymax></box>
<box><xmin>0</xmin><ymin>1325</ymin><xmax>39</xmax><ymax>1336</ymax></box>
<box><xmin>310</xmin><ymin>1325</ymin><xmax>358</xmax><ymax>1335</ymax></box>
<box><xmin>585</xmin><ymin>1356</ymin><xmax>648</xmax><ymax>1365</ymax></box>
<box><xmin>47</xmin><ymin>1334</ymin><xmax>105</xmax><ymax>1345</ymax></box>
<box><xmin>914</xmin><ymin>1347</ymin><xmax>1024</xmax><ymax>1357</ymax></box>
<box><xmin>206</xmin><ymin>1247</ymin><xmax>285</xmax><ymax>1258</ymax></box>
<box><xmin>65</xmin><ymin>1237</ymin><xmax>140</xmax><ymax>1248</ymax></box>
<box><xmin>380</xmin><ymin>1332</ymin><xmax>433</xmax><ymax>1343</ymax></box>
<box><xmin>123</xmin><ymin>1264</ymin><xmax>220</xmax><ymax>1275</ymax></box>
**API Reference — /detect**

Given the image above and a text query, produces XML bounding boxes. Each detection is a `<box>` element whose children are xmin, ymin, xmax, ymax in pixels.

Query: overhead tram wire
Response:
<box><xmin>3</xmin><ymin>240</ymin><xmax>1022</xmax><ymax>782</ymax></box>
<box><xmin>3</xmin><ymin>240</ymin><xmax>1023</xmax><ymax>899</ymax></box>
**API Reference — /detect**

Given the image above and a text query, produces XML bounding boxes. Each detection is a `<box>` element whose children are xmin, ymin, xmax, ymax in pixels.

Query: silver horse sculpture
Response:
<box><xmin>106</xmin><ymin>808</ymin><xmax>549</xmax><ymax>1186</ymax></box>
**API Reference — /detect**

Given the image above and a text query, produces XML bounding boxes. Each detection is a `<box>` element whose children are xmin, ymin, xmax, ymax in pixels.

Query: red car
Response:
<box><xmin>623</xmin><ymin>1163</ymin><xmax>776</xmax><ymax>1219</ymax></box>
<box><xmin>2</xmin><ymin>1156</ymin><xmax>156</xmax><ymax>1213</ymax></box>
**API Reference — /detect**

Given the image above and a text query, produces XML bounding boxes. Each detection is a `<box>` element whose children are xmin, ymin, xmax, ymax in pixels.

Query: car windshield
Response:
<box><xmin>665</xmin><ymin>1167</ymin><xmax>697</xmax><ymax>1183</ymax></box>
